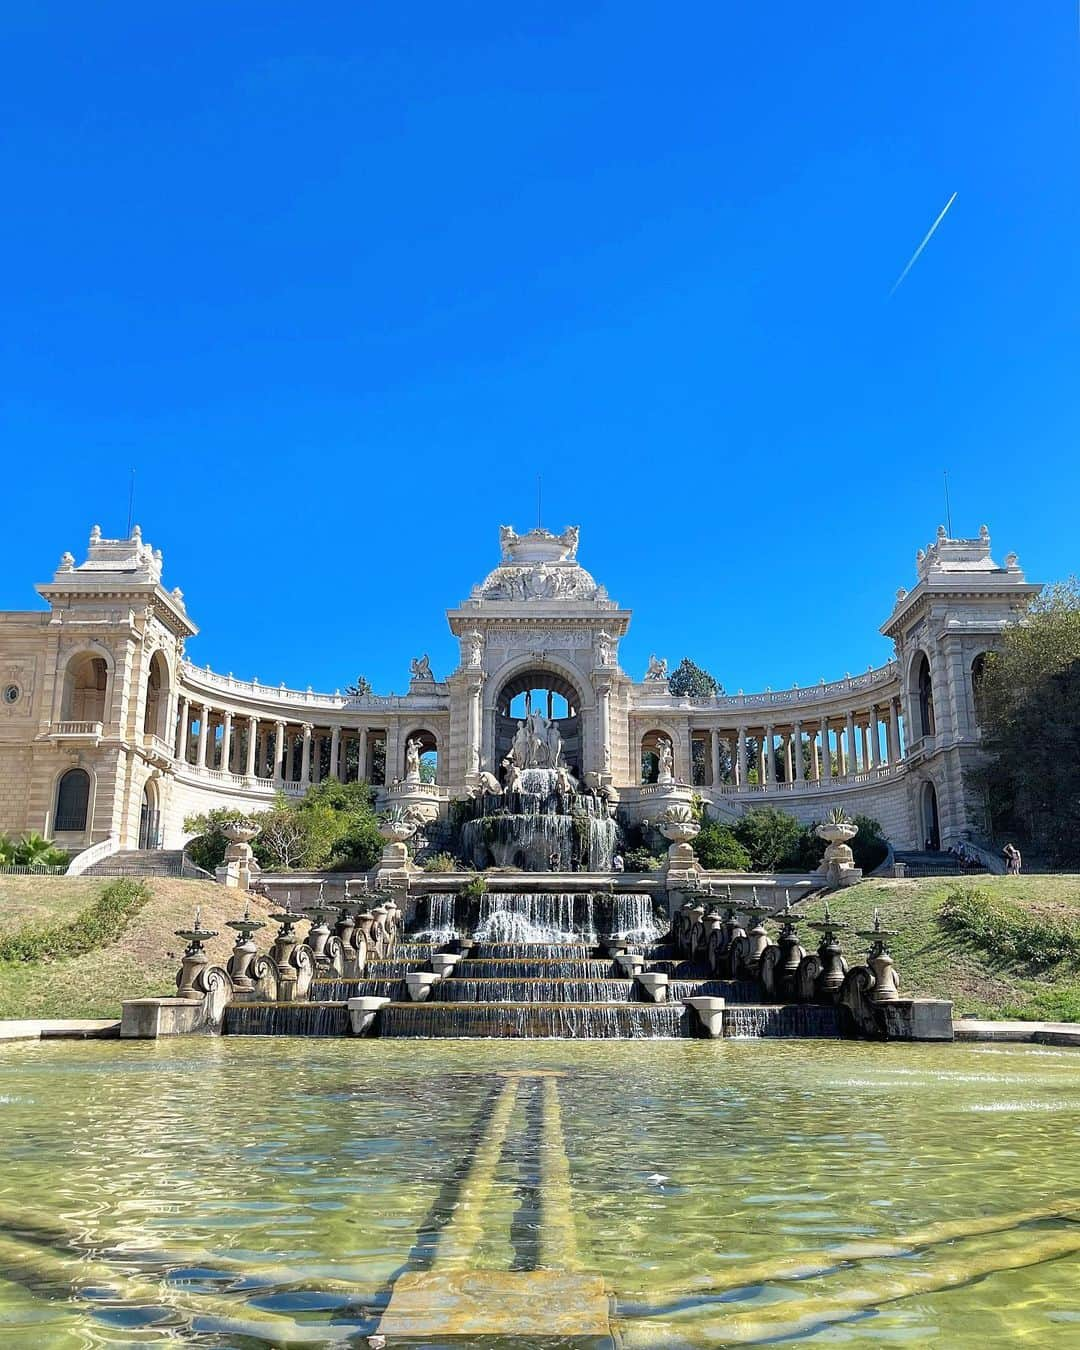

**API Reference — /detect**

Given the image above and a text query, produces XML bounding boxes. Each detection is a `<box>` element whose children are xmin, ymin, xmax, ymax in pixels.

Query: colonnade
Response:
<box><xmin>172</xmin><ymin>696</ymin><xmax>387</xmax><ymax>787</ymax></box>
<box><xmin>664</xmin><ymin>698</ymin><xmax>905</xmax><ymax>789</ymax></box>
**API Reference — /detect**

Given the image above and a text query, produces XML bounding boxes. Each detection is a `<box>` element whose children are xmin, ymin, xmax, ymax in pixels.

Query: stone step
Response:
<box><xmin>84</xmin><ymin>850</ymin><xmax>187</xmax><ymax>878</ymax></box>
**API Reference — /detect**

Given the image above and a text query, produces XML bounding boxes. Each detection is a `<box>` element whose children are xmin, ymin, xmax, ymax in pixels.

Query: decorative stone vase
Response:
<box><xmin>814</xmin><ymin>819</ymin><xmax>862</xmax><ymax>888</ymax></box>
<box><xmin>658</xmin><ymin>805</ymin><xmax>701</xmax><ymax>882</ymax></box>
<box><xmin>219</xmin><ymin>821</ymin><xmax>260</xmax><ymax>890</ymax></box>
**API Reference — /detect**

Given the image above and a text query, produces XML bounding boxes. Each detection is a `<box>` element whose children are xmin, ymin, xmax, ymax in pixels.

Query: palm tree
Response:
<box><xmin>14</xmin><ymin>832</ymin><xmax>68</xmax><ymax>869</ymax></box>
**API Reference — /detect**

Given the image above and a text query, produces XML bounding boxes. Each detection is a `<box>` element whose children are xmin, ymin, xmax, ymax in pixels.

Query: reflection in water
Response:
<box><xmin>0</xmin><ymin>1038</ymin><xmax>1078</xmax><ymax>1345</ymax></box>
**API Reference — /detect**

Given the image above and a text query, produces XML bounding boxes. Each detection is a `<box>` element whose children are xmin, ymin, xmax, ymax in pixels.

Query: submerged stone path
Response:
<box><xmin>375</xmin><ymin>1069</ymin><xmax>611</xmax><ymax>1340</ymax></box>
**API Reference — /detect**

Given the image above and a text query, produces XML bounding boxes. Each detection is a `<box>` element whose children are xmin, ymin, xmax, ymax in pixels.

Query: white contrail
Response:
<box><xmin>888</xmin><ymin>191</ymin><xmax>958</xmax><ymax>296</ymax></box>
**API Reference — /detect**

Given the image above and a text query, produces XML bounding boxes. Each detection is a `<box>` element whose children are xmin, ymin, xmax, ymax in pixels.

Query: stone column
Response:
<box><xmin>596</xmin><ymin>681</ymin><xmax>612</xmax><ymax>776</ymax></box>
<box><xmin>818</xmin><ymin>716</ymin><xmax>828</xmax><ymax>780</ymax></box>
<box><xmin>330</xmin><ymin>725</ymin><xmax>341</xmax><ymax>781</ymax></box>
<box><xmin>867</xmin><ymin>707</ymin><xmax>878</xmax><ymax>769</ymax></box>
<box><xmin>273</xmin><ymin>720</ymin><xmax>286</xmax><ymax>782</ymax></box>
<box><xmin>711</xmin><ymin>730</ymin><xmax>722</xmax><ymax>786</ymax></box>
<box><xmin>220</xmin><ymin>712</ymin><xmax>233</xmax><ymax>774</ymax></box>
<box><xmin>301</xmin><ymin>723</ymin><xmax>313</xmax><ymax>784</ymax></box>
<box><xmin>357</xmin><ymin>730</ymin><xmax>368</xmax><ymax>783</ymax></box>
<box><xmin>763</xmin><ymin>726</ymin><xmax>774</xmax><ymax>786</ymax></box>
<box><xmin>794</xmin><ymin>721</ymin><xmax>804</xmax><ymax>781</ymax></box>
<box><xmin>467</xmin><ymin>679</ymin><xmax>483</xmax><ymax>778</ymax></box>
<box><xmin>176</xmin><ymin>696</ymin><xmax>189</xmax><ymax>761</ymax></box>
<box><xmin>197</xmin><ymin>704</ymin><xmax>211</xmax><ymax>768</ymax></box>
<box><xmin>783</xmin><ymin>732</ymin><xmax>793</xmax><ymax>782</ymax></box>
<box><xmin>737</xmin><ymin>726</ymin><xmax>747</xmax><ymax>787</ymax></box>
<box><xmin>257</xmin><ymin>727</ymin><xmax>268</xmax><ymax>778</ymax></box>
<box><xmin>888</xmin><ymin>699</ymin><xmax>900</xmax><ymax>764</ymax></box>
<box><xmin>245</xmin><ymin>717</ymin><xmax>258</xmax><ymax>777</ymax></box>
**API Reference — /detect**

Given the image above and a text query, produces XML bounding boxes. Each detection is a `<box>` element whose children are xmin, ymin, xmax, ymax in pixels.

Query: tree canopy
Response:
<box><xmin>668</xmin><ymin>657</ymin><xmax>723</xmax><ymax>697</ymax></box>
<box><xmin>971</xmin><ymin>579</ymin><xmax>1080</xmax><ymax>866</ymax></box>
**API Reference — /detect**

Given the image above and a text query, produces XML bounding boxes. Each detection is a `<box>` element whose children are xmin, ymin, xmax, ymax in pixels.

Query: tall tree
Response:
<box><xmin>971</xmin><ymin>580</ymin><xmax>1080</xmax><ymax>865</ymax></box>
<box><xmin>668</xmin><ymin>657</ymin><xmax>723</xmax><ymax>697</ymax></box>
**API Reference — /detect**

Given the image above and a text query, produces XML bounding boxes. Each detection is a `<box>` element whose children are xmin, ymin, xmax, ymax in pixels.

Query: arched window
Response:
<box><xmin>914</xmin><ymin>653</ymin><xmax>935</xmax><ymax>738</ymax></box>
<box><xmin>143</xmin><ymin>651</ymin><xmax>170</xmax><ymax>738</ymax></box>
<box><xmin>405</xmin><ymin>729</ymin><xmax>439</xmax><ymax>784</ymax></box>
<box><xmin>61</xmin><ymin>653</ymin><xmax>108</xmax><ymax>722</ymax></box>
<box><xmin>55</xmin><ymin>768</ymin><xmax>90</xmax><ymax>832</ymax></box>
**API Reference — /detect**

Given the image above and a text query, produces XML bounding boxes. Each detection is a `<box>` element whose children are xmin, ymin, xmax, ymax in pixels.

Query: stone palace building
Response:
<box><xmin>0</xmin><ymin>521</ymin><xmax>1038</xmax><ymax>865</ymax></box>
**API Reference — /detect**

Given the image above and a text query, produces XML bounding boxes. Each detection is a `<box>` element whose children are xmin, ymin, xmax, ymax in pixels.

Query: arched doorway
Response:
<box><xmin>492</xmin><ymin>667</ymin><xmax>583</xmax><ymax>778</ymax></box>
<box><xmin>404</xmin><ymin>728</ymin><xmax>439</xmax><ymax>783</ymax></box>
<box><xmin>55</xmin><ymin>768</ymin><xmax>90</xmax><ymax>833</ymax></box>
<box><xmin>139</xmin><ymin>781</ymin><xmax>162</xmax><ymax>850</ymax></box>
<box><xmin>640</xmin><ymin>729</ymin><xmax>673</xmax><ymax>784</ymax></box>
<box><xmin>921</xmin><ymin>780</ymin><xmax>940</xmax><ymax>851</ymax></box>
<box><xmin>971</xmin><ymin>652</ymin><xmax>990</xmax><ymax>727</ymax></box>
<box><xmin>143</xmin><ymin>651</ymin><xmax>170</xmax><ymax>739</ymax></box>
<box><xmin>61</xmin><ymin>652</ymin><xmax>108</xmax><ymax>722</ymax></box>
<box><xmin>913</xmin><ymin>652</ymin><xmax>935</xmax><ymax>738</ymax></box>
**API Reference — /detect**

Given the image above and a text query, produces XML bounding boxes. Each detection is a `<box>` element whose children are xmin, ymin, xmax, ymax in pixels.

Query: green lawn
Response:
<box><xmin>800</xmin><ymin>874</ymin><xmax>1080</xmax><ymax>1021</ymax></box>
<box><xmin>0</xmin><ymin>877</ymin><xmax>278</xmax><ymax>1019</ymax></box>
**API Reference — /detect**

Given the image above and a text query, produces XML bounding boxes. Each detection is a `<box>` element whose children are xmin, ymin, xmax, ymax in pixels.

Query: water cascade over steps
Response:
<box><xmin>224</xmin><ymin>886</ymin><xmax>855</xmax><ymax>1040</ymax></box>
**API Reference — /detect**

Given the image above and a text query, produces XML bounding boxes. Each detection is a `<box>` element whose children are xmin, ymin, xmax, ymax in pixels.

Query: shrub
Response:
<box><xmin>939</xmin><ymin>885</ymin><xmax>1080</xmax><ymax>967</ymax></box>
<box><xmin>422</xmin><ymin>852</ymin><xmax>462</xmax><ymax>873</ymax></box>
<box><xmin>695</xmin><ymin>819</ymin><xmax>751</xmax><ymax>871</ymax></box>
<box><xmin>733</xmin><ymin>807</ymin><xmax>805</xmax><ymax>872</ymax></box>
<box><xmin>182</xmin><ymin>808</ymin><xmax>251</xmax><ymax>873</ymax></box>
<box><xmin>461</xmin><ymin>874</ymin><xmax>488</xmax><ymax>900</ymax></box>
<box><xmin>0</xmin><ymin>878</ymin><xmax>150</xmax><ymax>963</ymax></box>
<box><xmin>623</xmin><ymin>846</ymin><xmax>664</xmax><ymax>873</ymax></box>
<box><xmin>851</xmin><ymin>815</ymin><xmax>888</xmax><ymax>872</ymax></box>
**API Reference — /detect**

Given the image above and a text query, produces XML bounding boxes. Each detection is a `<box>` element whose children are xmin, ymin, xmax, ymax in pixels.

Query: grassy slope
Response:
<box><xmin>1</xmin><ymin>874</ymin><xmax>1078</xmax><ymax>1021</ymax></box>
<box><xmin>800</xmin><ymin>874</ymin><xmax>1080</xmax><ymax>1021</ymax></box>
<box><xmin>0</xmin><ymin>877</ymin><xmax>278</xmax><ymax>1019</ymax></box>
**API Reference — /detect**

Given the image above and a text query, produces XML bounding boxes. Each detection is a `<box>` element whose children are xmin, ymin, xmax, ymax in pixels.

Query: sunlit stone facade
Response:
<box><xmin>0</xmin><ymin>522</ymin><xmax>1039</xmax><ymax>861</ymax></box>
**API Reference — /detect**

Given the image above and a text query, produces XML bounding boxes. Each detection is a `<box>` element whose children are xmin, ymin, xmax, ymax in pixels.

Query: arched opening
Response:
<box><xmin>143</xmin><ymin>651</ymin><xmax>170</xmax><ymax>739</ymax></box>
<box><xmin>493</xmin><ymin>668</ymin><xmax>582</xmax><ymax>777</ymax></box>
<box><xmin>921</xmin><ymin>780</ymin><xmax>940</xmax><ymax>851</ymax></box>
<box><xmin>139</xmin><ymin>780</ymin><xmax>162</xmax><ymax>850</ymax></box>
<box><xmin>971</xmin><ymin>652</ymin><xmax>990</xmax><ymax>727</ymax></box>
<box><xmin>404</xmin><ymin>728</ymin><xmax>439</xmax><ymax>784</ymax></box>
<box><xmin>913</xmin><ymin>652</ymin><xmax>935</xmax><ymax>738</ymax></box>
<box><xmin>641</xmin><ymin>729</ymin><xmax>673</xmax><ymax>784</ymax></box>
<box><xmin>55</xmin><ymin>768</ymin><xmax>90</xmax><ymax>833</ymax></box>
<box><xmin>61</xmin><ymin>652</ymin><xmax>108</xmax><ymax>723</ymax></box>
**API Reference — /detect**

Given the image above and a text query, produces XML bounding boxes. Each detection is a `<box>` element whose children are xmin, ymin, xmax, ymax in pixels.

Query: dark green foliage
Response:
<box><xmin>0</xmin><ymin>879</ymin><xmax>150</xmax><ymax>963</ymax></box>
<box><xmin>184</xmin><ymin>780</ymin><xmax>383</xmax><ymax>875</ymax></box>
<box><xmin>668</xmin><ymin>658</ymin><xmax>723</xmax><ymax>698</ymax></box>
<box><xmin>0</xmin><ymin>832</ymin><xmax>69</xmax><ymax>869</ymax></box>
<box><xmin>851</xmin><ymin>815</ymin><xmax>888</xmax><ymax>872</ymax></box>
<box><xmin>345</xmin><ymin>675</ymin><xmax>373</xmax><ymax>695</ymax></box>
<box><xmin>733</xmin><ymin>807</ymin><xmax>805</xmax><ymax>871</ymax></box>
<box><xmin>623</xmin><ymin>846</ymin><xmax>663</xmax><ymax>872</ymax></box>
<box><xmin>939</xmin><ymin>884</ymin><xmax>1080</xmax><ymax>967</ymax></box>
<box><xmin>694</xmin><ymin>819</ymin><xmax>751</xmax><ymax>870</ymax></box>
<box><xmin>970</xmin><ymin>580</ymin><xmax>1080</xmax><ymax>865</ymax></box>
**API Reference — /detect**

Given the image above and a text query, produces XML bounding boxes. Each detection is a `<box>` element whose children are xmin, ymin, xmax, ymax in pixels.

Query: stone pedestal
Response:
<box><xmin>685</xmin><ymin>996</ymin><xmax>725</xmax><ymax>1038</ymax></box>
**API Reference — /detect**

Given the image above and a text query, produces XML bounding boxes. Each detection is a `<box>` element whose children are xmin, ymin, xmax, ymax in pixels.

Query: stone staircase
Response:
<box><xmin>84</xmin><ymin>849</ymin><xmax>189</xmax><ymax>879</ymax></box>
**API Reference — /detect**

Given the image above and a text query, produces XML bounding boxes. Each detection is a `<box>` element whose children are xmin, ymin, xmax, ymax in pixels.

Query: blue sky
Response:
<box><xmin>2</xmin><ymin>3</ymin><xmax>1077</xmax><ymax>694</ymax></box>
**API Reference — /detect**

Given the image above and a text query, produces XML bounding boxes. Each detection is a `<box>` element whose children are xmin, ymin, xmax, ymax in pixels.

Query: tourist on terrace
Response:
<box><xmin>1003</xmin><ymin>842</ymin><xmax>1022</xmax><ymax>875</ymax></box>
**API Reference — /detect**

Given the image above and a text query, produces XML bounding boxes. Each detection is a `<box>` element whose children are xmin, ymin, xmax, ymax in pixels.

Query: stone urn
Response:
<box><xmin>814</xmin><ymin>815</ymin><xmax>862</xmax><ymax>888</ymax></box>
<box><xmin>377</xmin><ymin>811</ymin><xmax>418</xmax><ymax>885</ymax></box>
<box><xmin>219</xmin><ymin>820</ymin><xmax>260</xmax><ymax>891</ymax></box>
<box><xmin>658</xmin><ymin>804</ymin><xmax>701</xmax><ymax>881</ymax></box>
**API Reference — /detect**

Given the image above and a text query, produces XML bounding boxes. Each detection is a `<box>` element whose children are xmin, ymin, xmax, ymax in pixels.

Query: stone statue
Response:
<box><xmin>504</xmin><ymin>760</ymin><xmax>524</xmax><ymax>794</ymax></box>
<box><xmin>463</xmin><ymin>631</ymin><xmax>484</xmax><ymax>667</ymax></box>
<box><xmin>512</xmin><ymin>721</ymin><xmax>531</xmax><ymax>766</ymax></box>
<box><xmin>595</xmin><ymin>630</ymin><xmax>614</xmax><ymax>666</ymax></box>
<box><xmin>405</xmin><ymin>737</ymin><xmax>422</xmax><ymax>782</ymax></box>
<box><xmin>545</xmin><ymin>717</ymin><xmax>562</xmax><ymax>768</ymax></box>
<box><xmin>657</xmin><ymin>737</ymin><xmax>674</xmax><ymax>783</ymax></box>
<box><xmin>554</xmin><ymin>764</ymin><xmax>573</xmax><ymax>798</ymax></box>
<box><xmin>645</xmin><ymin>654</ymin><xmax>668</xmax><ymax>682</ymax></box>
<box><xmin>410</xmin><ymin>654</ymin><xmax>433</xmax><ymax>681</ymax></box>
<box><xmin>476</xmin><ymin>768</ymin><xmax>502</xmax><ymax>795</ymax></box>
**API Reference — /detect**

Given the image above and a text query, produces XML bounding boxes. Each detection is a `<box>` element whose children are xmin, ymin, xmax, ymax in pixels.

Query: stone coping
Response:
<box><xmin>0</xmin><ymin>1018</ymin><xmax>120</xmax><ymax>1041</ymax></box>
<box><xmin>954</xmin><ymin>1019</ymin><xmax>1080</xmax><ymax>1047</ymax></box>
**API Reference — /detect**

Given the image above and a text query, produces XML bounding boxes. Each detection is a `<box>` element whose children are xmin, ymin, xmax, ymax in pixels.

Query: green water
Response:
<box><xmin>1</xmin><ymin>1038</ymin><xmax>1079</xmax><ymax>1347</ymax></box>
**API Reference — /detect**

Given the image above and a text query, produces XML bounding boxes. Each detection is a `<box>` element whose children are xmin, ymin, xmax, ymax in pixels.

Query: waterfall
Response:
<box><xmin>667</xmin><ymin>978</ymin><xmax>759</xmax><ymax>1003</ymax></box>
<box><xmin>609</xmin><ymin>894</ymin><xmax>667</xmax><ymax>945</ymax></box>
<box><xmin>376</xmin><ymin>1002</ymin><xmax>695</xmax><ymax>1038</ymax></box>
<box><xmin>310</xmin><ymin>977</ymin><xmax>404</xmax><ymax>1000</ymax></box>
<box><xmin>434</xmin><ymin>978</ymin><xmax>638</xmax><ymax>1003</ymax></box>
<box><xmin>475</xmin><ymin>892</ymin><xmax>582</xmax><ymax>943</ymax></box>
<box><xmin>223</xmin><ymin>1003</ymin><xmax>350</xmax><ymax>1036</ymax></box>
<box><xmin>453</xmin><ymin>958</ymin><xmax>617</xmax><ymax>980</ymax></box>
<box><xmin>413</xmin><ymin>894</ymin><xmax>459</xmax><ymax>942</ymax></box>
<box><xmin>723</xmin><ymin>1005</ymin><xmax>845</xmax><ymax>1038</ymax></box>
<box><xmin>458</xmin><ymin>767</ymin><xmax>617</xmax><ymax>871</ymax></box>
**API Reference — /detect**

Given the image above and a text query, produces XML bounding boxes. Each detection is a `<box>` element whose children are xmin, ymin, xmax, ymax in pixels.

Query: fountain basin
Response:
<box><xmin>684</xmin><ymin>996</ymin><xmax>725</xmax><ymax>1038</ymax></box>
<box><xmin>347</xmin><ymin>996</ymin><xmax>391</xmax><ymax>1035</ymax></box>
<box><xmin>405</xmin><ymin>972</ymin><xmax>443</xmax><ymax>1002</ymax></box>
<box><xmin>635</xmin><ymin>972</ymin><xmax>669</xmax><ymax>1003</ymax></box>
